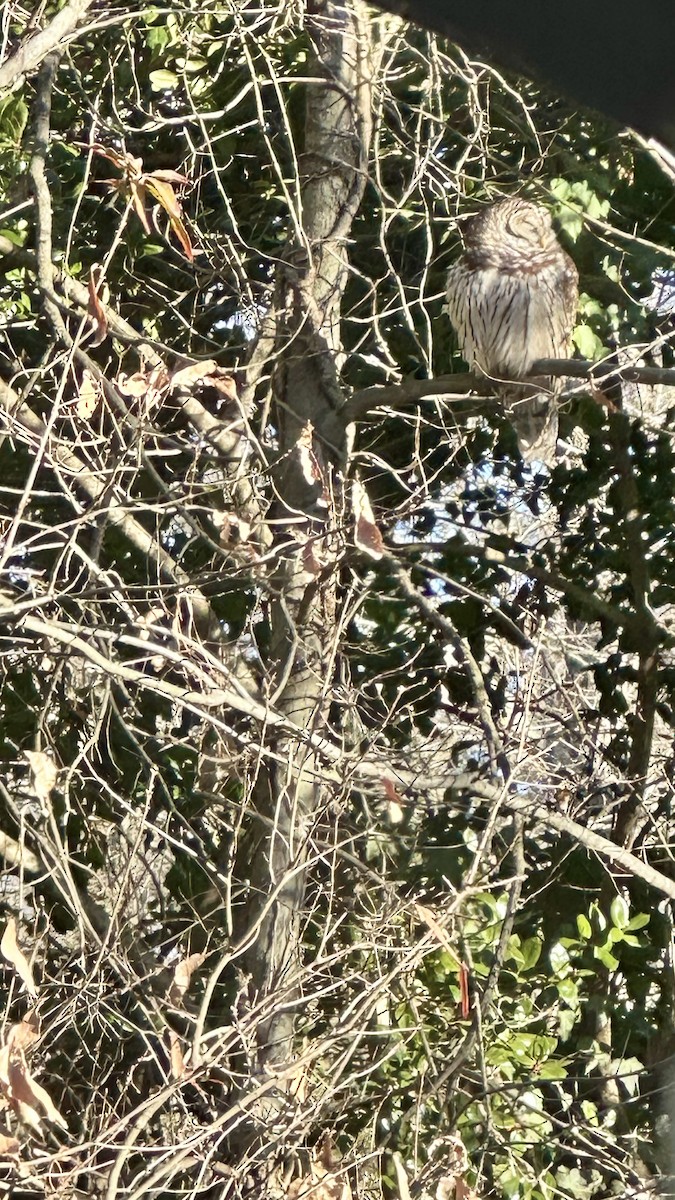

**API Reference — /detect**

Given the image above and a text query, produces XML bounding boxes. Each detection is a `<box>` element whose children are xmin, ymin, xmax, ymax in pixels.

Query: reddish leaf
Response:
<box><xmin>150</xmin><ymin>169</ymin><xmax>190</xmax><ymax>185</ymax></box>
<box><xmin>130</xmin><ymin>179</ymin><xmax>151</xmax><ymax>233</ymax></box>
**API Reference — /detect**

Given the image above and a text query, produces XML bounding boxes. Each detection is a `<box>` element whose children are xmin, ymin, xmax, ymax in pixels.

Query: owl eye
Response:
<box><xmin>507</xmin><ymin>213</ymin><xmax>537</xmax><ymax>240</ymax></box>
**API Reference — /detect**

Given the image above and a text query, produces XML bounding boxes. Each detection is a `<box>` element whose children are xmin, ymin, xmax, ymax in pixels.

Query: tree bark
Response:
<box><xmin>239</xmin><ymin>0</ymin><xmax>373</xmax><ymax>1070</ymax></box>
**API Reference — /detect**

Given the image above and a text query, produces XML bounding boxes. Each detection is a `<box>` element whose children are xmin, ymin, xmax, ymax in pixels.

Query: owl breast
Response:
<box><xmin>448</xmin><ymin>262</ymin><xmax>572</xmax><ymax>383</ymax></box>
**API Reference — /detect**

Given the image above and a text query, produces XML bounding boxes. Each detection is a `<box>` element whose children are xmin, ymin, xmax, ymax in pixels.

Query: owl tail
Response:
<box><xmin>505</xmin><ymin>383</ymin><xmax>559</xmax><ymax>467</ymax></box>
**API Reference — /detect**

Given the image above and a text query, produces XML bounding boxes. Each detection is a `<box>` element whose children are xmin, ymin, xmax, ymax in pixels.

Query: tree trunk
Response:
<box><xmin>239</xmin><ymin>0</ymin><xmax>373</xmax><ymax>1071</ymax></box>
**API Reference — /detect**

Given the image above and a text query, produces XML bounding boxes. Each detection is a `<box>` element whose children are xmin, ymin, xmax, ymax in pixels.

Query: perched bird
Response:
<box><xmin>445</xmin><ymin>197</ymin><xmax>579</xmax><ymax>464</ymax></box>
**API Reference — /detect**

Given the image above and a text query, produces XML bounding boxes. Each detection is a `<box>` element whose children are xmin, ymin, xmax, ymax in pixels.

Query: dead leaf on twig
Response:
<box><xmin>353</xmin><ymin>478</ymin><xmax>384</xmax><ymax>560</ymax></box>
<box><xmin>86</xmin><ymin>263</ymin><xmax>109</xmax><ymax>346</ymax></box>
<box><xmin>296</xmin><ymin>422</ymin><xmax>329</xmax><ymax>508</ymax></box>
<box><xmin>8</xmin><ymin>1012</ymin><xmax>40</xmax><ymax>1052</ymax></box>
<box><xmin>88</xmin><ymin>144</ymin><xmax>194</xmax><ymax>260</ymax></box>
<box><xmin>414</xmin><ymin>903</ymin><xmax>460</xmax><ymax>965</ymax></box>
<box><xmin>24</xmin><ymin>750</ymin><xmax>58</xmax><ymax>805</ymax></box>
<box><xmin>168</xmin><ymin>952</ymin><xmax>205</xmax><ymax>1006</ymax></box>
<box><xmin>170</xmin><ymin>359</ymin><xmax>218</xmax><ymax>389</ymax></box>
<box><xmin>0</xmin><ymin>1129</ymin><xmax>19</xmax><ymax>1157</ymax></box>
<box><xmin>287</xmin><ymin>1132</ymin><xmax>351</xmax><ymax>1200</ymax></box>
<box><xmin>167</xmin><ymin>1029</ymin><xmax>187</xmax><ymax>1079</ymax></box>
<box><xmin>0</xmin><ymin>920</ymin><xmax>36</xmax><ymax>997</ymax></box>
<box><xmin>116</xmin><ymin>365</ymin><xmax>169</xmax><ymax>410</ymax></box>
<box><xmin>0</xmin><ymin>1015</ymin><xmax>66</xmax><ymax>1132</ymax></box>
<box><xmin>6</xmin><ymin>1056</ymin><xmax>66</xmax><ymax>1131</ymax></box>
<box><xmin>75</xmin><ymin>369</ymin><xmax>102</xmax><ymax>420</ymax></box>
<box><xmin>302</xmin><ymin>540</ymin><xmax>324</xmax><ymax>577</ymax></box>
<box><xmin>382</xmin><ymin>777</ymin><xmax>405</xmax><ymax>824</ymax></box>
<box><xmin>432</xmin><ymin>1132</ymin><xmax>476</xmax><ymax>1200</ymax></box>
<box><xmin>170</xmin><ymin>361</ymin><xmax>238</xmax><ymax>407</ymax></box>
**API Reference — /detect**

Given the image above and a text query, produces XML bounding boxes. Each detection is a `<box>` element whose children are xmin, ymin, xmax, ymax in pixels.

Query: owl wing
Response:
<box><xmin>445</xmin><ymin>260</ymin><xmax>475</xmax><ymax>365</ymax></box>
<box><xmin>549</xmin><ymin>251</ymin><xmax>579</xmax><ymax>357</ymax></box>
<box><xmin>510</xmin><ymin>252</ymin><xmax>579</xmax><ymax>464</ymax></box>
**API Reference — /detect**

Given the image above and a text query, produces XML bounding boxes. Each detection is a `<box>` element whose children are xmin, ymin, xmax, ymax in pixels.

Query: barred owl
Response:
<box><xmin>446</xmin><ymin>198</ymin><xmax>578</xmax><ymax>464</ymax></box>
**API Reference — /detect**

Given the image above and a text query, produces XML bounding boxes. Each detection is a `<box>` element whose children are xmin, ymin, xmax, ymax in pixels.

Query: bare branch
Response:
<box><xmin>0</xmin><ymin>0</ymin><xmax>95</xmax><ymax>93</ymax></box>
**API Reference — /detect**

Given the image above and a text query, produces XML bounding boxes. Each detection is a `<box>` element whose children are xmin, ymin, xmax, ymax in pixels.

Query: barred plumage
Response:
<box><xmin>446</xmin><ymin>198</ymin><xmax>578</xmax><ymax>464</ymax></box>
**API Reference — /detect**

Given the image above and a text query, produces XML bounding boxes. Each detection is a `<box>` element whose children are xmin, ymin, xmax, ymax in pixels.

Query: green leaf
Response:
<box><xmin>590</xmin><ymin>902</ymin><xmax>607</xmax><ymax>932</ymax></box>
<box><xmin>610</xmin><ymin>895</ymin><xmax>629</xmax><ymax>929</ymax></box>
<box><xmin>593</xmin><ymin>944</ymin><xmax>619</xmax><ymax>971</ymax></box>
<box><xmin>0</xmin><ymin>95</ymin><xmax>28</xmax><ymax>146</ymax></box>
<box><xmin>550</xmin><ymin>942</ymin><xmax>570</xmax><ymax>976</ymax></box>
<box><xmin>538</xmin><ymin>1061</ymin><xmax>568</xmax><ymax>1081</ymax></box>
<box><xmin>521</xmin><ymin>936</ymin><xmax>543</xmax><ymax>969</ymax></box>
<box><xmin>557</xmin><ymin>977</ymin><xmax>578</xmax><ymax>1006</ymax></box>
<box><xmin>572</xmin><ymin>323</ymin><xmax>604</xmax><ymax>360</ymax></box>
<box><xmin>624</xmin><ymin>912</ymin><xmax>650</xmax><ymax>932</ymax></box>
<box><xmin>149</xmin><ymin>69</ymin><xmax>179</xmax><ymax>90</ymax></box>
<box><xmin>576</xmin><ymin>914</ymin><xmax>592</xmax><ymax>939</ymax></box>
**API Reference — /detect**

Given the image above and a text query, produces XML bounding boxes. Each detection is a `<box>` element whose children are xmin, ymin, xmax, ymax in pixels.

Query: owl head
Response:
<box><xmin>462</xmin><ymin>197</ymin><xmax>558</xmax><ymax>255</ymax></box>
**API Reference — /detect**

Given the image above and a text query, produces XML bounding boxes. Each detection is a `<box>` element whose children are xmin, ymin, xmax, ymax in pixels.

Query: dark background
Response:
<box><xmin>368</xmin><ymin>0</ymin><xmax>675</xmax><ymax>148</ymax></box>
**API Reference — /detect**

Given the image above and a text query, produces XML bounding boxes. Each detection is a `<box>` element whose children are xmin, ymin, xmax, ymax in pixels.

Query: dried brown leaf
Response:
<box><xmin>353</xmin><ymin>478</ymin><xmax>384</xmax><ymax>560</ymax></box>
<box><xmin>414</xmin><ymin>903</ymin><xmax>460</xmax><ymax>965</ymax></box>
<box><xmin>286</xmin><ymin>1134</ymin><xmax>351</xmax><ymax>1200</ymax></box>
<box><xmin>167</xmin><ymin>1029</ymin><xmax>186</xmax><ymax>1079</ymax></box>
<box><xmin>130</xmin><ymin>180</ymin><xmax>151</xmax><ymax>233</ymax></box>
<box><xmin>8</xmin><ymin>1011</ymin><xmax>40</xmax><ymax>1052</ymax></box>
<box><xmin>166</xmin><ymin>210</ymin><xmax>194</xmax><ymax>261</ymax></box>
<box><xmin>0</xmin><ymin>1129</ymin><xmax>19</xmax><ymax>1157</ymax></box>
<box><xmin>1</xmin><ymin>919</ymin><xmax>37</xmax><ymax>998</ymax></box>
<box><xmin>145</xmin><ymin>176</ymin><xmax>194</xmax><ymax>260</ymax></box>
<box><xmin>87</xmin><ymin>264</ymin><xmax>109</xmax><ymax>346</ymax></box>
<box><xmin>150</xmin><ymin>169</ymin><xmax>190</xmax><ymax>185</ymax></box>
<box><xmin>302</xmin><ymin>541</ymin><xmax>324</xmax><ymax>577</ymax></box>
<box><xmin>381</xmin><ymin>778</ymin><xmax>405</xmax><ymax>824</ymax></box>
<box><xmin>0</xmin><ymin>1044</ymin><xmax>10</xmax><ymax>1087</ymax></box>
<box><xmin>24</xmin><ymin>750</ymin><xmax>58</xmax><ymax>805</ymax></box>
<box><xmin>116</xmin><ymin>371</ymin><xmax>152</xmax><ymax>397</ymax></box>
<box><xmin>168</xmin><ymin>952</ymin><xmax>205</xmax><ymax>1005</ymax></box>
<box><xmin>171</xmin><ymin>360</ymin><xmax>218</xmax><ymax>389</ymax></box>
<box><xmin>297</xmin><ymin>423</ymin><xmax>324</xmax><ymax>482</ymax></box>
<box><xmin>17</xmin><ymin>1066</ymin><xmax>67</xmax><ymax>1130</ymax></box>
<box><xmin>437</xmin><ymin>1177</ymin><xmax>477</xmax><ymax>1200</ymax></box>
<box><xmin>116</xmin><ymin>367</ymin><xmax>168</xmax><ymax>410</ymax></box>
<box><xmin>76</xmin><ymin>369</ymin><xmax>102</xmax><ymax>420</ymax></box>
<box><xmin>208</xmin><ymin>371</ymin><xmax>238</xmax><ymax>401</ymax></box>
<box><xmin>145</xmin><ymin>175</ymin><xmax>183</xmax><ymax>222</ymax></box>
